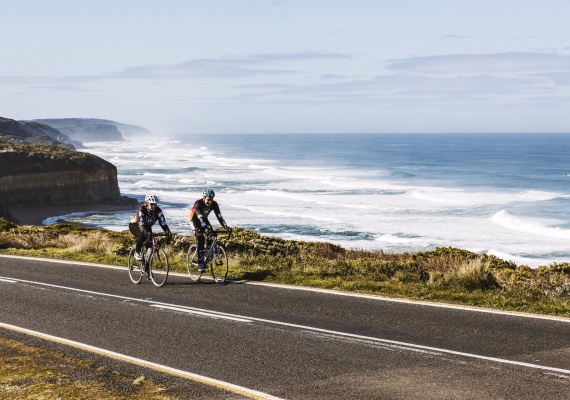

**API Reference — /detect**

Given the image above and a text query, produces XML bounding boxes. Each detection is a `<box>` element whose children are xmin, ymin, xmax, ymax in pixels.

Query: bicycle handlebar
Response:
<box><xmin>143</xmin><ymin>231</ymin><xmax>172</xmax><ymax>245</ymax></box>
<box><xmin>206</xmin><ymin>228</ymin><xmax>232</xmax><ymax>240</ymax></box>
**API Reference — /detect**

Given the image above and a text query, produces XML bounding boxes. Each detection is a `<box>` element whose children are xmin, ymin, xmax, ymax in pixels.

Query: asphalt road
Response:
<box><xmin>1</xmin><ymin>255</ymin><xmax>569</xmax><ymax>399</ymax></box>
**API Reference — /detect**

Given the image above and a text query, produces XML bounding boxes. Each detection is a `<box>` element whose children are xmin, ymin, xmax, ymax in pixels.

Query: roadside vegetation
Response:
<box><xmin>1</xmin><ymin>218</ymin><xmax>569</xmax><ymax>317</ymax></box>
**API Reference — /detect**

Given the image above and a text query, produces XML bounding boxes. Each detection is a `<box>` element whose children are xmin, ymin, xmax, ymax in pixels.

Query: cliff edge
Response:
<box><xmin>0</xmin><ymin>143</ymin><xmax>129</xmax><ymax>213</ymax></box>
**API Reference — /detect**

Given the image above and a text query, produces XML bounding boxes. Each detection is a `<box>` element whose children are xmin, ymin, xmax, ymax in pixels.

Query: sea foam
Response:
<box><xmin>490</xmin><ymin>210</ymin><xmax>570</xmax><ymax>240</ymax></box>
<box><xmin>71</xmin><ymin>134</ymin><xmax>570</xmax><ymax>267</ymax></box>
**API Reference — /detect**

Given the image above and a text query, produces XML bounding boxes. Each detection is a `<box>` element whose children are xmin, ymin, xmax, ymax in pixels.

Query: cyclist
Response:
<box><xmin>129</xmin><ymin>194</ymin><xmax>172</xmax><ymax>261</ymax></box>
<box><xmin>189</xmin><ymin>188</ymin><xmax>231</xmax><ymax>271</ymax></box>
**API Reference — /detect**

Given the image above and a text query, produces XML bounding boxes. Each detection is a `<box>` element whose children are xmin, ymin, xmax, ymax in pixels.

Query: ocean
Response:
<box><xmin>57</xmin><ymin>133</ymin><xmax>570</xmax><ymax>268</ymax></box>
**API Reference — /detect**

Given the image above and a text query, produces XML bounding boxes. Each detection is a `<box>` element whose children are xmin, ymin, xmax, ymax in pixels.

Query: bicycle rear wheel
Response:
<box><xmin>186</xmin><ymin>244</ymin><xmax>202</xmax><ymax>282</ymax></box>
<box><xmin>210</xmin><ymin>244</ymin><xmax>228</xmax><ymax>283</ymax></box>
<box><xmin>127</xmin><ymin>247</ymin><xmax>143</xmax><ymax>284</ymax></box>
<box><xmin>149</xmin><ymin>248</ymin><xmax>169</xmax><ymax>287</ymax></box>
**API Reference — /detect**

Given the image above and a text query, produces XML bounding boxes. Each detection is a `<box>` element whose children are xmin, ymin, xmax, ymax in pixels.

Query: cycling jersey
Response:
<box><xmin>189</xmin><ymin>198</ymin><xmax>227</xmax><ymax>230</ymax></box>
<box><xmin>134</xmin><ymin>203</ymin><xmax>169</xmax><ymax>232</ymax></box>
<box><xmin>128</xmin><ymin>202</ymin><xmax>170</xmax><ymax>254</ymax></box>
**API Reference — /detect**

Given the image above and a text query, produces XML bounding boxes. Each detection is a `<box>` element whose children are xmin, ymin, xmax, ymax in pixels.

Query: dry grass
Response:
<box><xmin>0</xmin><ymin>336</ymin><xmax>175</xmax><ymax>399</ymax></box>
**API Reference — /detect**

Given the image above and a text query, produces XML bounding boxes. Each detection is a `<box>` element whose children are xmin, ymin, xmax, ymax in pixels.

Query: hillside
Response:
<box><xmin>0</xmin><ymin>116</ymin><xmax>78</xmax><ymax>149</ymax></box>
<box><xmin>32</xmin><ymin>118</ymin><xmax>151</xmax><ymax>142</ymax></box>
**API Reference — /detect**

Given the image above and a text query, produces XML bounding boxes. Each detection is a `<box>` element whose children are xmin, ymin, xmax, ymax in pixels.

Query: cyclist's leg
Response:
<box><xmin>196</xmin><ymin>228</ymin><xmax>206</xmax><ymax>271</ymax></box>
<box><xmin>129</xmin><ymin>223</ymin><xmax>145</xmax><ymax>259</ymax></box>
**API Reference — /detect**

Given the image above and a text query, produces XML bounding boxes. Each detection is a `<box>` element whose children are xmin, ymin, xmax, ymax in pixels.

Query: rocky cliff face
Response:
<box><xmin>0</xmin><ymin>143</ymin><xmax>122</xmax><ymax>208</ymax></box>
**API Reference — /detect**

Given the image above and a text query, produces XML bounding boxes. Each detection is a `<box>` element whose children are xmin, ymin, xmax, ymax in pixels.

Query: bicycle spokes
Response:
<box><xmin>129</xmin><ymin>243</ymin><xmax>169</xmax><ymax>287</ymax></box>
<box><xmin>149</xmin><ymin>249</ymin><xmax>169</xmax><ymax>287</ymax></box>
<box><xmin>210</xmin><ymin>245</ymin><xmax>229</xmax><ymax>283</ymax></box>
<box><xmin>128</xmin><ymin>247</ymin><xmax>144</xmax><ymax>284</ymax></box>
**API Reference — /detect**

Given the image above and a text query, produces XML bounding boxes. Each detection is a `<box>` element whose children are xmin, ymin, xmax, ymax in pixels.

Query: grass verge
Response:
<box><xmin>0</xmin><ymin>335</ymin><xmax>174</xmax><ymax>399</ymax></box>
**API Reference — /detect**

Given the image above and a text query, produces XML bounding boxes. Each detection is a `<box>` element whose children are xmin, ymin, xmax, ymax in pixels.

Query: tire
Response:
<box><xmin>149</xmin><ymin>248</ymin><xmax>169</xmax><ymax>287</ymax></box>
<box><xmin>210</xmin><ymin>244</ymin><xmax>228</xmax><ymax>283</ymax></box>
<box><xmin>128</xmin><ymin>247</ymin><xmax>143</xmax><ymax>284</ymax></box>
<box><xmin>186</xmin><ymin>244</ymin><xmax>202</xmax><ymax>282</ymax></box>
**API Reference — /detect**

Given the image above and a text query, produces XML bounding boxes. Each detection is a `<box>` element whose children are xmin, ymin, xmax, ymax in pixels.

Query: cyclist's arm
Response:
<box><xmin>213</xmin><ymin>202</ymin><xmax>228</xmax><ymax>229</ymax></box>
<box><xmin>155</xmin><ymin>207</ymin><xmax>171</xmax><ymax>235</ymax></box>
<box><xmin>137</xmin><ymin>207</ymin><xmax>148</xmax><ymax>232</ymax></box>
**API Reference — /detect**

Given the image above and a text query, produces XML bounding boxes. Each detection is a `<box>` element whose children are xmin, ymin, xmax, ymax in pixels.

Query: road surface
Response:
<box><xmin>1</xmin><ymin>255</ymin><xmax>569</xmax><ymax>399</ymax></box>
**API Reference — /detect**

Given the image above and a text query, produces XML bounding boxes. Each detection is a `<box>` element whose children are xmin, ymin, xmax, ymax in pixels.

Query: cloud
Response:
<box><xmin>111</xmin><ymin>59</ymin><xmax>299</xmax><ymax>79</ymax></box>
<box><xmin>1</xmin><ymin>51</ymin><xmax>565</xmax><ymax>111</ymax></box>
<box><xmin>386</xmin><ymin>52</ymin><xmax>570</xmax><ymax>74</ymax></box>
<box><xmin>112</xmin><ymin>52</ymin><xmax>349</xmax><ymax>79</ymax></box>
<box><xmin>440</xmin><ymin>35</ymin><xmax>470</xmax><ymax>39</ymax></box>
<box><xmin>248</xmin><ymin>51</ymin><xmax>351</xmax><ymax>62</ymax></box>
<box><xmin>534</xmin><ymin>72</ymin><xmax>570</xmax><ymax>85</ymax></box>
<box><xmin>320</xmin><ymin>74</ymin><xmax>347</xmax><ymax>80</ymax></box>
<box><xmin>0</xmin><ymin>75</ymin><xmax>100</xmax><ymax>84</ymax></box>
<box><xmin>0</xmin><ymin>52</ymin><xmax>351</xmax><ymax>84</ymax></box>
<box><xmin>216</xmin><ymin>70</ymin><xmax>553</xmax><ymax>108</ymax></box>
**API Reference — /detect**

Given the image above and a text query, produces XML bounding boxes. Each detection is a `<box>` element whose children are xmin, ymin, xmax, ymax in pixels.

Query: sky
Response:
<box><xmin>2</xmin><ymin>0</ymin><xmax>570</xmax><ymax>135</ymax></box>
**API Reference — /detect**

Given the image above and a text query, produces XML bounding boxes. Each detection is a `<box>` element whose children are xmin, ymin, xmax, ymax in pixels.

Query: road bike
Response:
<box><xmin>187</xmin><ymin>229</ymin><xmax>231</xmax><ymax>283</ymax></box>
<box><xmin>128</xmin><ymin>232</ymin><xmax>170</xmax><ymax>287</ymax></box>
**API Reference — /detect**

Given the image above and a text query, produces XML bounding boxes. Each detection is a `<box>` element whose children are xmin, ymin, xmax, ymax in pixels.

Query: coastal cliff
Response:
<box><xmin>0</xmin><ymin>115</ymin><xmax>140</xmax><ymax>224</ymax></box>
<box><xmin>0</xmin><ymin>143</ymin><xmax>126</xmax><ymax>211</ymax></box>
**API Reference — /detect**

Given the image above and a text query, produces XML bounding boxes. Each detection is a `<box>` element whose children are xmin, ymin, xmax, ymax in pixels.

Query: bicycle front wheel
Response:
<box><xmin>127</xmin><ymin>247</ymin><xmax>143</xmax><ymax>284</ymax></box>
<box><xmin>149</xmin><ymin>248</ymin><xmax>169</xmax><ymax>287</ymax></box>
<box><xmin>210</xmin><ymin>244</ymin><xmax>228</xmax><ymax>283</ymax></box>
<box><xmin>186</xmin><ymin>244</ymin><xmax>202</xmax><ymax>282</ymax></box>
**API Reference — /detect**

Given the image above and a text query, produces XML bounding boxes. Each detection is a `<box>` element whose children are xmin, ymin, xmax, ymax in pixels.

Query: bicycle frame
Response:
<box><xmin>203</xmin><ymin>232</ymin><xmax>218</xmax><ymax>264</ymax></box>
<box><xmin>128</xmin><ymin>232</ymin><xmax>170</xmax><ymax>287</ymax></box>
<box><xmin>186</xmin><ymin>229</ymin><xmax>231</xmax><ymax>283</ymax></box>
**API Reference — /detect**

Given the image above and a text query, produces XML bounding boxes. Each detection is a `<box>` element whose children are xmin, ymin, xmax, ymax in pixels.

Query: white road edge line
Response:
<box><xmin>2</xmin><ymin>253</ymin><xmax>569</xmax><ymax>323</ymax></box>
<box><xmin>6</xmin><ymin>276</ymin><xmax>567</xmax><ymax>376</ymax></box>
<box><xmin>0</xmin><ymin>321</ymin><xmax>283</xmax><ymax>400</ymax></box>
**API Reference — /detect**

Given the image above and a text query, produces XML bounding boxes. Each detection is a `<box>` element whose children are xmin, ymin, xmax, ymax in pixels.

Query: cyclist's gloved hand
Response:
<box><xmin>165</xmin><ymin>228</ymin><xmax>172</xmax><ymax>243</ymax></box>
<box><xmin>225</xmin><ymin>226</ymin><xmax>232</xmax><ymax>237</ymax></box>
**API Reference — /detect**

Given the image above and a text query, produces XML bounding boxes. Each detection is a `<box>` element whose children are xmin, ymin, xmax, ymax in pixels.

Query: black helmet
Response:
<box><xmin>202</xmin><ymin>188</ymin><xmax>215</xmax><ymax>198</ymax></box>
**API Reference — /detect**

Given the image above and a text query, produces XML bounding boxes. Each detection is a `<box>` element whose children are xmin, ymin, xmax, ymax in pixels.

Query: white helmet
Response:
<box><xmin>145</xmin><ymin>194</ymin><xmax>157</xmax><ymax>204</ymax></box>
<box><xmin>202</xmin><ymin>188</ymin><xmax>215</xmax><ymax>198</ymax></box>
